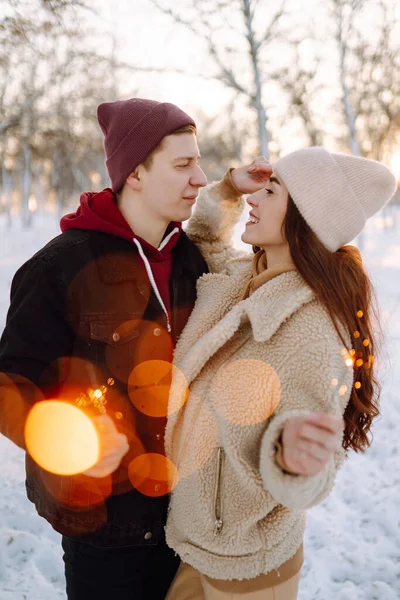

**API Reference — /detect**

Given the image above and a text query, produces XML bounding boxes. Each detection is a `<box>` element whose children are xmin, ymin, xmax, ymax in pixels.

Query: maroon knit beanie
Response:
<box><xmin>97</xmin><ymin>98</ymin><xmax>196</xmax><ymax>192</ymax></box>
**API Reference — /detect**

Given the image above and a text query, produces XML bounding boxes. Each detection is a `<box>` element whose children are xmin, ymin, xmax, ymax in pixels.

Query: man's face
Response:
<box><xmin>136</xmin><ymin>133</ymin><xmax>208</xmax><ymax>224</ymax></box>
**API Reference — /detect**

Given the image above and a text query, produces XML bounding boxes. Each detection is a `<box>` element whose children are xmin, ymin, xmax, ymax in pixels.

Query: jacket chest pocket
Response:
<box><xmin>89</xmin><ymin>318</ymin><xmax>140</xmax><ymax>384</ymax></box>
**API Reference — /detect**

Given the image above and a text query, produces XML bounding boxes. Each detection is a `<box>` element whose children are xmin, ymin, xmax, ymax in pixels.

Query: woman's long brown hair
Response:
<box><xmin>265</xmin><ymin>197</ymin><xmax>381</xmax><ymax>453</ymax></box>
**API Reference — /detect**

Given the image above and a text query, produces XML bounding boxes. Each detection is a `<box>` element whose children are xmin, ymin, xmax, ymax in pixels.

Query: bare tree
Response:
<box><xmin>331</xmin><ymin>0</ymin><xmax>363</xmax><ymax>156</ymax></box>
<box><xmin>349</xmin><ymin>0</ymin><xmax>400</xmax><ymax>161</ymax></box>
<box><xmin>0</xmin><ymin>1</ymin><xmax>132</xmax><ymax>224</ymax></box>
<box><xmin>273</xmin><ymin>40</ymin><xmax>324</xmax><ymax>147</ymax></box>
<box><xmin>329</xmin><ymin>0</ymin><xmax>400</xmax><ymax>247</ymax></box>
<box><xmin>149</xmin><ymin>0</ymin><xmax>288</xmax><ymax>158</ymax></box>
<box><xmin>196</xmin><ymin>100</ymin><xmax>248</xmax><ymax>181</ymax></box>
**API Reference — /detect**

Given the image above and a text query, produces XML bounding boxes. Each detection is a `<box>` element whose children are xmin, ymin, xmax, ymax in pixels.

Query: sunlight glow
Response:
<box><xmin>25</xmin><ymin>401</ymin><xmax>100</xmax><ymax>475</ymax></box>
<box><xmin>128</xmin><ymin>453</ymin><xmax>179</xmax><ymax>497</ymax></box>
<box><xmin>128</xmin><ymin>360</ymin><xmax>189</xmax><ymax>417</ymax></box>
<box><xmin>211</xmin><ymin>359</ymin><xmax>281</xmax><ymax>425</ymax></box>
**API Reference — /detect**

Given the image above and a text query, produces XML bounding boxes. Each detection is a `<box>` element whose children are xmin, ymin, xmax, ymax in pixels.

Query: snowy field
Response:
<box><xmin>0</xmin><ymin>207</ymin><xmax>399</xmax><ymax>599</ymax></box>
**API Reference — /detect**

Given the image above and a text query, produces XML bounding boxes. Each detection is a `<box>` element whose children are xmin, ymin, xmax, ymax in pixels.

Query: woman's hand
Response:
<box><xmin>231</xmin><ymin>156</ymin><xmax>273</xmax><ymax>194</ymax></box>
<box><xmin>83</xmin><ymin>413</ymin><xmax>129</xmax><ymax>478</ymax></box>
<box><xmin>280</xmin><ymin>413</ymin><xmax>344</xmax><ymax>476</ymax></box>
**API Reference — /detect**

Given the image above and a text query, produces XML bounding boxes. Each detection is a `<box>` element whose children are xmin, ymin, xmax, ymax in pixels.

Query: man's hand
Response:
<box><xmin>83</xmin><ymin>413</ymin><xmax>129</xmax><ymax>478</ymax></box>
<box><xmin>280</xmin><ymin>413</ymin><xmax>344</xmax><ymax>476</ymax></box>
<box><xmin>231</xmin><ymin>156</ymin><xmax>273</xmax><ymax>194</ymax></box>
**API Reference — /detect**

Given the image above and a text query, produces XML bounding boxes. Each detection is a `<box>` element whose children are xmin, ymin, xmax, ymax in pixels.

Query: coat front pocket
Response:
<box><xmin>89</xmin><ymin>318</ymin><xmax>140</xmax><ymax>384</ymax></box>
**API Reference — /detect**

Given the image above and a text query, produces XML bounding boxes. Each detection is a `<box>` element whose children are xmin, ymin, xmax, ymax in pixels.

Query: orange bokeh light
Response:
<box><xmin>210</xmin><ymin>359</ymin><xmax>282</xmax><ymax>426</ymax></box>
<box><xmin>39</xmin><ymin>467</ymin><xmax>112</xmax><ymax>513</ymax></box>
<box><xmin>166</xmin><ymin>390</ymin><xmax>218</xmax><ymax>480</ymax></box>
<box><xmin>25</xmin><ymin>401</ymin><xmax>100</xmax><ymax>476</ymax></box>
<box><xmin>128</xmin><ymin>360</ymin><xmax>189</xmax><ymax>417</ymax></box>
<box><xmin>128</xmin><ymin>453</ymin><xmax>179</xmax><ymax>497</ymax></box>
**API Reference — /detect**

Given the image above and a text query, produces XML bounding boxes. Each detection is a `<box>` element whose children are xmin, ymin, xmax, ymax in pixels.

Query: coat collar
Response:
<box><xmin>95</xmin><ymin>231</ymin><xmax>194</xmax><ymax>285</ymax></box>
<box><xmin>242</xmin><ymin>271</ymin><xmax>315</xmax><ymax>342</ymax></box>
<box><xmin>175</xmin><ymin>271</ymin><xmax>315</xmax><ymax>385</ymax></box>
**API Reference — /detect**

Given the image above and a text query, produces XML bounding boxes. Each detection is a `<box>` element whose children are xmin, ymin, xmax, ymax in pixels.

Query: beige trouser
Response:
<box><xmin>166</xmin><ymin>561</ymin><xmax>301</xmax><ymax>600</ymax></box>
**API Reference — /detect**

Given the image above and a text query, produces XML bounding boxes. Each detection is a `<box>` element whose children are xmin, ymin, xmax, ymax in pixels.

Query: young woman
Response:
<box><xmin>163</xmin><ymin>147</ymin><xmax>396</xmax><ymax>600</ymax></box>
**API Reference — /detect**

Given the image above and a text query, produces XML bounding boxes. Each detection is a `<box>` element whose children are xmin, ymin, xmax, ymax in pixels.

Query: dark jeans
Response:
<box><xmin>62</xmin><ymin>536</ymin><xmax>180</xmax><ymax>600</ymax></box>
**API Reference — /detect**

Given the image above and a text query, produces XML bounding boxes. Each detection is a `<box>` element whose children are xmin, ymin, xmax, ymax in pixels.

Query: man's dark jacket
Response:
<box><xmin>0</xmin><ymin>227</ymin><xmax>208</xmax><ymax>547</ymax></box>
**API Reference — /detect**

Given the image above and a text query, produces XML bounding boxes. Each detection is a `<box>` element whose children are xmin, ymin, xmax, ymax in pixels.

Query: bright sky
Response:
<box><xmin>90</xmin><ymin>1</ymin><xmax>325</xmax><ymax>108</ymax></box>
<box><xmin>88</xmin><ymin>0</ymin><xmax>336</xmax><ymax>156</ymax></box>
<box><xmin>87</xmin><ymin>0</ymin><xmax>399</xmax><ymax>170</ymax></box>
<box><xmin>92</xmin><ymin>0</ymin><xmax>240</xmax><ymax>113</ymax></box>
<box><xmin>3</xmin><ymin>0</ymin><xmax>399</xmax><ymax>170</ymax></box>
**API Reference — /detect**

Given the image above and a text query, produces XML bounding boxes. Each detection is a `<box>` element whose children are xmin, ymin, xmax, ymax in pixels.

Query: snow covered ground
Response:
<box><xmin>0</xmin><ymin>208</ymin><xmax>399</xmax><ymax>599</ymax></box>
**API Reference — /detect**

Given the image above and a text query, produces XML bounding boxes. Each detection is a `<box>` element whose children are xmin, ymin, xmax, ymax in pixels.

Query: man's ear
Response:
<box><xmin>125</xmin><ymin>167</ymin><xmax>142</xmax><ymax>192</ymax></box>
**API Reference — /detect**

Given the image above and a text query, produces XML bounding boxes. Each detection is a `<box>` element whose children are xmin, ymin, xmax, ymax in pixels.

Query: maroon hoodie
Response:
<box><xmin>60</xmin><ymin>189</ymin><xmax>182</xmax><ymax>328</ymax></box>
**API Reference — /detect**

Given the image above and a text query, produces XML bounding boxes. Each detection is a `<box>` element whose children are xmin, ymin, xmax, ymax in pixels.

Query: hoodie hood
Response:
<box><xmin>60</xmin><ymin>188</ymin><xmax>183</xmax><ymax>333</ymax></box>
<box><xmin>60</xmin><ymin>188</ymin><xmax>182</xmax><ymax>250</ymax></box>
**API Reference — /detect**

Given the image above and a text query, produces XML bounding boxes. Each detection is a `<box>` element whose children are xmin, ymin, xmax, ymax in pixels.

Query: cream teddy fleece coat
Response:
<box><xmin>164</xmin><ymin>178</ymin><xmax>354</xmax><ymax>581</ymax></box>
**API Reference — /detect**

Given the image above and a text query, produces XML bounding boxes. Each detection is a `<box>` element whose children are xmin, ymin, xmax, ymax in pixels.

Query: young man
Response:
<box><xmin>0</xmin><ymin>97</ymin><xmax>264</xmax><ymax>600</ymax></box>
<box><xmin>0</xmin><ymin>98</ymin><xmax>215</xmax><ymax>600</ymax></box>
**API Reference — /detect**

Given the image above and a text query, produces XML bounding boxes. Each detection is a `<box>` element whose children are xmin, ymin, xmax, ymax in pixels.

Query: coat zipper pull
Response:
<box><xmin>214</xmin><ymin>519</ymin><xmax>223</xmax><ymax>536</ymax></box>
<box><xmin>213</xmin><ymin>447</ymin><xmax>224</xmax><ymax>536</ymax></box>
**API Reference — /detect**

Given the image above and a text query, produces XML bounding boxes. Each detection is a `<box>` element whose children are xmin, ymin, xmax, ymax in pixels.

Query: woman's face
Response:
<box><xmin>241</xmin><ymin>172</ymin><xmax>290</xmax><ymax>249</ymax></box>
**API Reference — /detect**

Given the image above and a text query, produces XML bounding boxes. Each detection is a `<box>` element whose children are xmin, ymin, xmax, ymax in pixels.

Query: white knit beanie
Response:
<box><xmin>274</xmin><ymin>147</ymin><xmax>397</xmax><ymax>251</ymax></box>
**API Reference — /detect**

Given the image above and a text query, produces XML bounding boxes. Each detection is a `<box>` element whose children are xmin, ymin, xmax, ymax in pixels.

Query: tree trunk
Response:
<box><xmin>1</xmin><ymin>163</ymin><xmax>12</xmax><ymax>228</ymax></box>
<box><xmin>242</xmin><ymin>0</ymin><xmax>270</xmax><ymax>157</ymax></box>
<box><xmin>34</xmin><ymin>164</ymin><xmax>45</xmax><ymax>213</ymax></box>
<box><xmin>22</xmin><ymin>142</ymin><xmax>33</xmax><ymax>228</ymax></box>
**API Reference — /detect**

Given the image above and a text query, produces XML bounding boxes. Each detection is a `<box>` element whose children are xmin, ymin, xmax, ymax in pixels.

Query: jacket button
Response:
<box><xmin>144</xmin><ymin>532</ymin><xmax>153</xmax><ymax>540</ymax></box>
<box><xmin>156</xmin><ymin>434</ymin><xmax>161</xmax><ymax>440</ymax></box>
<box><xmin>112</xmin><ymin>332</ymin><xmax>120</xmax><ymax>342</ymax></box>
<box><xmin>153</xmin><ymin>328</ymin><xmax>162</xmax><ymax>337</ymax></box>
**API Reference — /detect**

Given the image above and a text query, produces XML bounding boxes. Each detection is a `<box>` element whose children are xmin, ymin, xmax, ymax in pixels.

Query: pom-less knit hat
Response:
<box><xmin>97</xmin><ymin>98</ymin><xmax>196</xmax><ymax>192</ymax></box>
<box><xmin>274</xmin><ymin>147</ymin><xmax>397</xmax><ymax>251</ymax></box>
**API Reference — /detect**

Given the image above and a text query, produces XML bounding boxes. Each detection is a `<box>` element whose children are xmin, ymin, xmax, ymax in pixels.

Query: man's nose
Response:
<box><xmin>191</xmin><ymin>166</ymin><xmax>208</xmax><ymax>188</ymax></box>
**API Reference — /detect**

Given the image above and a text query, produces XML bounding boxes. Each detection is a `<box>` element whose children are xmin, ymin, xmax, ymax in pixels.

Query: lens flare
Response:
<box><xmin>166</xmin><ymin>390</ymin><xmax>218</xmax><ymax>480</ymax></box>
<box><xmin>128</xmin><ymin>453</ymin><xmax>179</xmax><ymax>497</ymax></box>
<box><xmin>104</xmin><ymin>319</ymin><xmax>142</xmax><ymax>383</ymax></box>
<box><xmin>39</xmin><ymin>467</ymin><xmax>112</xmax><ymax>512</ymax></box>
<box><xmin>25</xmin><ymin>401</ymin><xmax>100</xmax><ymax>475</ymax></box>
<box><xmin>128</xmin><ymin>360</ymin><xmax>189</xmax><ymax>417</ymax></box>
<box><xmin>210</xmin><ymin>359</ymin><xmax>281</xmax><ymax>426</ymax></box>
<box><xmin>0</xmin><ymin>372</ymin><xmax>44</xmax><ymax>446</ymax></box>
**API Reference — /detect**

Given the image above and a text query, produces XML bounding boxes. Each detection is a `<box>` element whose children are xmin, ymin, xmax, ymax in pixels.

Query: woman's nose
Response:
<box><xmin>247</xmin><ymin>193</ymin><xmax>258</xmax><ymax>207</ymax></box>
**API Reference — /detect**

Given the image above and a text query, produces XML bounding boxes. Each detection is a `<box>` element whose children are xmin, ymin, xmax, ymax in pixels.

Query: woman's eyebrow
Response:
<box><xmin>269</xmin><ymin>176</ymin><xmax>281</xmax><ymax>186</ymax></box>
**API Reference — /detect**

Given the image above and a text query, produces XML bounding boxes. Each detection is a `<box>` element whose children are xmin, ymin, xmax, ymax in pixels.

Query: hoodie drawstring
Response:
<box><xmin>158</xmin><ymin>227</ymin><xmax>179</xmax><ymax>251</ymax></box>
<box><xmin>132</xmin><ymin>231</ymin><xmax>179</xmax><ymax>333</ymax></box>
